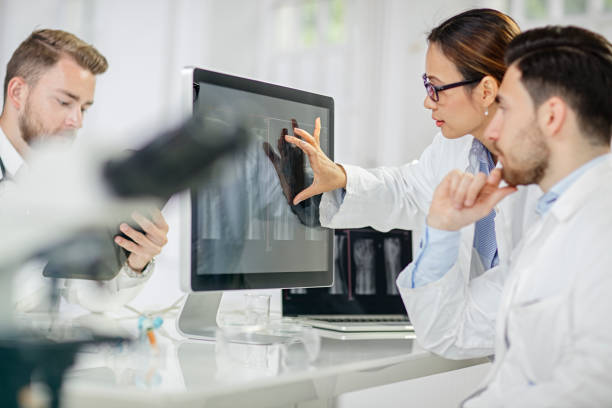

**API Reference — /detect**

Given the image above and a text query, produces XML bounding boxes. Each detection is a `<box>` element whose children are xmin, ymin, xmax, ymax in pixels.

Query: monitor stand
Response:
<box><xmin>176</xmin><ymin>292</ymin><xmax>308</xmax><ymax>345</ymax></box>
<box><xmin>176</xmin><ymin>292</ymin><xmax>223</xmax><ymax>341</ymax></box>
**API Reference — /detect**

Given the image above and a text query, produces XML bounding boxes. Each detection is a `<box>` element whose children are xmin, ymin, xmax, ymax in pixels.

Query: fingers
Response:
<box><xmin>313</xmin><ymin>117</ymin><xmax>321</xmax><ymax>146</ymax></box>
<box><xmin>134</xmin><ymin>212</ymin><xmax>169</xmax><ymax>247</ymax></box>
<box><xmin>115</xmin><ymin>229</ymin><xmax>161</xmax><ymax>257</ymax></box>
<box><xmin>447</xmin><ymin>170</ymin><xmax>496</xmax><ymax>209</ymax></box>
<box><xmin>293</xmin><ymin>128</ymin><xmax>316</xmax><ymax>146</ymax></box>
<box><xmin>114</xmin><ymin>234</ymin><xmax>140</xmax><ymax>253</ymax></box>
<box><xmin>114</xmin><ymin>224</ymin><xmax>160</xmax><ymax>256</ymax></box>
<box><xmin>114</xmin><ymin>211</ymin><xmax>169</xmax><ymax>254</ymax></box>
<box><xmin>150</xmin><ymin>209</ymin><xmax>169</xmax><ymax>231</ymax></box>
<box><xmin>446</xmin><ymin>170</ymin><xmax>463</xmax><ymax>203</ymax></box>
<box><xmin>433</xmin><ymin>170</ymin><xmax>454</xmax><ymax>198</ymax></box>
<box><xmin>485</xmin><ymin>185</ymin><xmax>517</xmax><ymax>207</ymax></box>
<box><xmin>293</xmin><ymin>184</ymin><xmax>319</xmax><ymax>205</ymax></box>
<box><xmin>487</xmin><ymin>167</ymin><xmax>503</xmax><ymax>186</ymax></box>
<box><xmin>464</xmin><ymin>172</ymin><xmax>487</xmax><ymax>207</ymax></box>
<box><xmin>452</xmin><ymin>173</ymin><xmax>475</xmax><ymax>209</ymax></box>
<box><xmin>285</xmin><ymin>134</ymin><xmax>317</xmax><ymax>157</ymax></box>
<box><xmin>430</xmin><ymin>169</ymin><xmax>516</xmax><ymax>231</ymax></box>
<box><xmin>132</xmin><ymin>212</ymin><xmax>161</xmax><ymax>238</ymax></box>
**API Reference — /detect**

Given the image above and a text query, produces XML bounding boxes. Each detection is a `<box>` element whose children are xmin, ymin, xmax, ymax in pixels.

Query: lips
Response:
<box><xmin>432</xmin><ymin>116</ymin><xmax>444</xmax><ymax>127</ymax></box>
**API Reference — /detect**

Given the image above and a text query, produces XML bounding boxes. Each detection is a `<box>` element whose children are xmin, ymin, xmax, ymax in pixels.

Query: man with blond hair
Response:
<box><xmin>0</xmin><ymin>29</ymin><xmax>169</xmax><ymax>313</ymax></box>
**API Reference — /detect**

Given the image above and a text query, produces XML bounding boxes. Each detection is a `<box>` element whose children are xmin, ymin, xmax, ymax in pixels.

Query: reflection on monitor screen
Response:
<box><xmin>177</xmin><ymin>68</ymin><xmax>334</xmax><ymax>340</ymax></box>
<box><xmin>193</xmin><ymin>83</ymin><xmax>328</xmax><ymax>278</ymax></box>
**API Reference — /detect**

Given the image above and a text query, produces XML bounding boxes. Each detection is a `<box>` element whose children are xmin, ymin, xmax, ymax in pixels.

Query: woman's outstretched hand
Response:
<box><xmin>284</xmin><ymin>117</ymin><xmax>347</xmax><ymax>205</ymax></box>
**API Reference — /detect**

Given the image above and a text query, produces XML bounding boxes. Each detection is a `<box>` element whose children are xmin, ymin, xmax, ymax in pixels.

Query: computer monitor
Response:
<box><xmin>177</xmin><ymin>67</ymin><xmax>334</xmax><ymax>340</ymax></box>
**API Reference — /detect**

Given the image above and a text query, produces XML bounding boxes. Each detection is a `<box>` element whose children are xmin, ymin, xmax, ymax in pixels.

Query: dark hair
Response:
<box><xmin>3</xmin><ymin>29</ymin><xmax>108</xmax><ymax>103</ymax></box>
<box><xmin>506</xmin><ymin>26</ymin><xmax>612</xmax><ymax>146</ymax></box>
<box><xmin>428</xmin><ymin>8</ymin><xmax>520</xmax><ymax>86</ymax></box>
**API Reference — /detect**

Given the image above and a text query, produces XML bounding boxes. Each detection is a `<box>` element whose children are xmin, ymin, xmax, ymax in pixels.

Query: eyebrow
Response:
<box><xmin>57</xmin><ymin>89</ymin><xmax>94</xmax><ymax>106</ymax></box>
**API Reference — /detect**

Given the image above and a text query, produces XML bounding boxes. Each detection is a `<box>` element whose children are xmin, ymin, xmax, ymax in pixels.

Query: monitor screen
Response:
<box><xmin>182</xmin><ymin>67</ymin><xmax>334</xmax><ymax>292</ymax></box>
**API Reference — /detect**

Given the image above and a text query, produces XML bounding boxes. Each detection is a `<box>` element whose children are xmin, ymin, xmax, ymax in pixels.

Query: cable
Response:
<box><xmin>121</xmin><ymin>294</ymin><xmax>186</xmax><ymax>318</ymax></box>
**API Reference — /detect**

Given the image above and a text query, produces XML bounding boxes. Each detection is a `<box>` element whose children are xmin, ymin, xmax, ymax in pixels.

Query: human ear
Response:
<box><xmin>538</xmin><ymin>96</ymin><xmax>566</xmax><ymax>137</ymax></box>
<box><xmin>5</xmin><ymin>77</ymin><xmax>29</xmax><ymax>111</ymax></box>
<box><xmin>477</xmin><ymin>76</ymin><xmax>499</xmax><ymax>109</ymax></box>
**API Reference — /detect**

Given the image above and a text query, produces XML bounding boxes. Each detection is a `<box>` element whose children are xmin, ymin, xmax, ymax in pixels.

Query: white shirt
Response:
<box><xmin>0</xmin><ymin>127</ymin><xmax>154</xmax><ymax>313</ymax></box>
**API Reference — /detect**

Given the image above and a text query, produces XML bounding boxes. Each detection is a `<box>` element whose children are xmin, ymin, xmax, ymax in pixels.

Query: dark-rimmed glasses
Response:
<box><xmin>422</xmin><ymin>73</ymin><xmax>481</xmax><ymax>102</ymax></box>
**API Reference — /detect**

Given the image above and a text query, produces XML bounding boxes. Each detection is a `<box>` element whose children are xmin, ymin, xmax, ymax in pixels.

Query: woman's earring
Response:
<box><xmin>484</xmin><ymin>108</ymin><xmax>489</xmax><ymax>117</ymax></box>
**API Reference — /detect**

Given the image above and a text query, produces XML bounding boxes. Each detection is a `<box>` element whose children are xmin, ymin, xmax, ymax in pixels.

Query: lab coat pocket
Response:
<box><xmin>506</xmin><ymin>294</ymin><xmax>569</xmax><ymax>383</ymax></box>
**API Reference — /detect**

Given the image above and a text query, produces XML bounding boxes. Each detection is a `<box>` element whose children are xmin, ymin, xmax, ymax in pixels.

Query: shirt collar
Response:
<box><xmin>0</xmin><ymin>126</ymin><xmax>25</xmax><ymax>180</ymax></box>
<box><xmin>536</xmin><ymin>153</ymin><xmax>611</xmax><ymax>216</ymax></box>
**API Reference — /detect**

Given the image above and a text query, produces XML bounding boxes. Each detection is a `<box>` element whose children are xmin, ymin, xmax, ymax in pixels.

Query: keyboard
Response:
<box><xmin>296</xmin><ymin>315</ymin><xmax>413</xmax><ymax>333</ymax></box>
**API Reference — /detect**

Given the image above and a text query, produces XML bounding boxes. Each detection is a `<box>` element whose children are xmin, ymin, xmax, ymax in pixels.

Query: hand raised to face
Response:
<box><xmin>427</xmin><ymin>168</ymin><xmax>517</xmax><ymax>231</ymax></box>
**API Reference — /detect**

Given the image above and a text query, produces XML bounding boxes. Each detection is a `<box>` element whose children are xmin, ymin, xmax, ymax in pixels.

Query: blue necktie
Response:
<box><xmin>472</xmin><ymin>142</ymin><xmax>499</xmax><ymax>269</ymax></box>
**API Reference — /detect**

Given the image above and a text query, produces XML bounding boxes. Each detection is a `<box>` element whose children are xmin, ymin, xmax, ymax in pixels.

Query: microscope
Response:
<box><xmin>0</xmin><ymin>113</ymin><xmax>249</xmax><ymax>408</ymax></box>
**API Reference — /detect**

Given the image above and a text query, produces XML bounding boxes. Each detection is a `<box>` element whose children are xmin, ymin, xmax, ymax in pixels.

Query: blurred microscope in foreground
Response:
<box><xmin>0</xmin><ymin>113</ymin><xmax>249</xmax><ymax>408</ymax></box>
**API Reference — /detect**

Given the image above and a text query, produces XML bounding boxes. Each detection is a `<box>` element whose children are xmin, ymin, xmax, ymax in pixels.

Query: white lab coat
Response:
<box><xmin>320</xmin><ymin>132</ymin><xmax>541</xmax><ymax>356</ymax></box>
<box><xmin>436</xmin><ymin>156</ymin><xmax>612</xmax><ymax>407</ymax></box>
<box><xmin>0</xmin><ymin>129</ymin><xmax>153</xmax><ymax>314</ymax></box>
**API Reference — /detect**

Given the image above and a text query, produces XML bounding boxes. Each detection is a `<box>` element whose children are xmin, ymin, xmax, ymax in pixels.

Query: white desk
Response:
<box><xmin>60</xmin><ymin>319</ymin><xmax>488</xmax><ymax>408</ymax></box>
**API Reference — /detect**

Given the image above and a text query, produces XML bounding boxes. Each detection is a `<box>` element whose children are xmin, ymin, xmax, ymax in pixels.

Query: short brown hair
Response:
<box><xmin>428</xmin><ymin>9</ymin><xmax>520</xmax><ymax>86</ymax></box>
<box><xmin>506</xmin><ymin>26</ymin><xmax>612</xmax><ymax>146</ymax></box>
<box><xmin>3</xmin><ymin>29</ymin><xmax>108</xmax><ymax>102</ymax></box>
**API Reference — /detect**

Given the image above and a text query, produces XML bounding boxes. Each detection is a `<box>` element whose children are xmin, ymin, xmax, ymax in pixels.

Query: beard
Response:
<box><xmin>18</xmin><ymin>102</ymin><xmax>77</xmax><ymax>146</ymax></box>
<box><xmin>495</xmin><ymin>121</ymin><xmax>549</xmax><ymax>186</ymax></box>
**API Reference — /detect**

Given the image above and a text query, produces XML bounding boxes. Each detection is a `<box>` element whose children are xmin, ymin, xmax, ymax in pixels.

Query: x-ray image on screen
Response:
<box><xmin>191</xmin><ymin>81</ymin><xmax>330</xmax><ymax>277</ymax></box>
<box><xmin>353</xmin><ymin>238</ymin><xmax>376</xmax><ymax>295</ymax></box>
<box><xmin>329</xmin><ymin>234</ymin><xmax>348</xmax><ymax>295</ymax></box>
<box><xmin>383</xmin><ymin>238</ymin><xmax>402</xmax><ymax>295</ymax></box>
<box><xmin>283</xmin><ymin>228</ymin><xmax>412</xmax><ymax>315</ymax></box>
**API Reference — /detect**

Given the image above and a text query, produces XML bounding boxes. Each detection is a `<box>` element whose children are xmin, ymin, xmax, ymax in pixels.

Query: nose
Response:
<box><xmin>65</xmin><ymin>106</ymin><xmax>83</xmax><ymax>129</ymax></box>
<box><xmin>423</xmin><ymin>95</ymin><xmax>436</xmax><ymax>110</ymax></box>
<box><xmin>484</xmin><ymin>110</ymin><xmax>502</xmax><ymax>142</ymax></box>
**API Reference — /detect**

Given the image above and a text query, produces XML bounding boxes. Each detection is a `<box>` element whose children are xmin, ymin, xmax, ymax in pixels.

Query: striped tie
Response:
<box><xmin>472</xmin><ymin>143</ymin><xmax>499</xmax><ymax>269</ymax></box>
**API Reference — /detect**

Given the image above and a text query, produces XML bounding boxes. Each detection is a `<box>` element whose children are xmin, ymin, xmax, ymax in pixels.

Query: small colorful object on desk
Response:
<box><xmin>137</xmin><ymin>316</ymin><xmax>163</xmax><ymax>350</ymax></box>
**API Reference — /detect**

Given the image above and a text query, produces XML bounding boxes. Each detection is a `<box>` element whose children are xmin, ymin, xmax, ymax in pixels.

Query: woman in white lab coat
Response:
<box><xmin>285</xmin><ymin>8</ymin><xmax>542</xmax><ymax>358</ymax></box>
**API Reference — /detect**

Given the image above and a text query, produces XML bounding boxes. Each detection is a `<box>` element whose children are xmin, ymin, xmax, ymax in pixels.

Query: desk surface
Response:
<box><xmin>60</xmin><ymin>317</ymin><xmax>487</xmax><ymax>408</ymax></box>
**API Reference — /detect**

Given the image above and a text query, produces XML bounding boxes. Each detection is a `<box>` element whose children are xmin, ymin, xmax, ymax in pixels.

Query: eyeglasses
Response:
<box><xmin>422</xmin><ymin>73</ymin><xmax>481</xmax><ymax>102</ymax></box>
